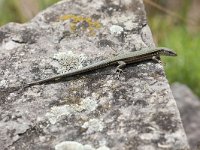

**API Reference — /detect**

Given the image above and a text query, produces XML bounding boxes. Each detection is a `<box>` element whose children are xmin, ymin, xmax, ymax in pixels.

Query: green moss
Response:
<box><xmin>60</xmin><ymin>14</ymin><xmax>102</xmax><ymax>35</ymax></box>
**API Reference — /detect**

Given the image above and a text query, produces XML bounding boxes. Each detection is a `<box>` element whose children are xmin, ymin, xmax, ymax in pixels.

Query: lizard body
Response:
<box><xmin>24</xmin><ymin>47</ymin><xmax>177</xmax><ymax>87</ymax></box>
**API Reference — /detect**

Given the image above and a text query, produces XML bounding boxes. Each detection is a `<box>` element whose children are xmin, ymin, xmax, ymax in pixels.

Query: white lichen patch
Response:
<box><xmin>46</xmin><ymin>97</ymin><xmax>98</xmax><ymax>124</ymax></box>
<box><xmin>97</xmin><ymin>146</ymin><xmax>110</xmax><ymax>150</ymax></box>
<box><xmin>124</xmin><ymin>20</ymin><xmax>137</xmax><ymax>31</ymax></box>
<box><xmin>164</xmin><ymin>130</ymin><xmax>188</xmax><ymax>149</ymax></box>
<box><xmin>109</xmin><ymin>25</ymin><xmax>123</xmax><ymax>35</ymax></box>
<box><xmin>55</xmin><ymin>141</ymin><xmax>110</xmax><ymax>150</ymax></box>
<box><xmin>0</xmin><ymin>79</ymin><xmax>8</xmax><ymax>88</ymax></box>
<box><xmin>11</xmin><ymin>34</ymin><xmax>24</xmax><ymax>43</ymax></box>
<box><xmin>139</xmin><ymin>132</ymin><xmax>159</xmax><ymax>141</ymax></box>
<box><xmin>82</xmin><ymin>119</ymin><xmax>104</xmax><ymax>134</ymax></box>
<box><xmin>46</xmin><ymin>105</ymin><xmax>74</xmax><ymax>124</ymax></box>
<box><xmin>52</xmin><ymin>51</ymin><xmax>87</xmax><ymax>74</ymax></box>
<box><xmin>2</xmin><ymin>40</ymin><xmax>21</xmax><ymax>50</ymax></box>
<box><xmin>110</xmin><ymin>13</ymin><xmax>137</xmax><ymax>31</ymax></box>
<box><xmin>137</xmin><ymin>145</ymin><xmax>155</xmax><ymax>150</ymax></box>
<box><xmin>55</xmin><ymin>141</ymin><xmax>85</xmax><ymax>150</ymax></box>
<box><xmin>79</xmin><ymin>97</ymin><xmax>98</xmax><ymax>112</ymax></box>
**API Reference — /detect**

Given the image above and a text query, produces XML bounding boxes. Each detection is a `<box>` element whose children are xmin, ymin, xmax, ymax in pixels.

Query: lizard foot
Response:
<box><xmin>152</xmin><ymin>56</ymin><xmax>165</xmax><ymax>65</ymax></box>
<box><xmin>114</xmin><ymin>61</ymin><xmax>126</xmax><ymax>78</ymax></box>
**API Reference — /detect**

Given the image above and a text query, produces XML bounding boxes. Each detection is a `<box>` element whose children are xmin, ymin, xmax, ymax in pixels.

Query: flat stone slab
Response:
<box><xmin>0</xmin><ymin>0</ymin><xmax>189</xmax><ymax>149</ymax></box>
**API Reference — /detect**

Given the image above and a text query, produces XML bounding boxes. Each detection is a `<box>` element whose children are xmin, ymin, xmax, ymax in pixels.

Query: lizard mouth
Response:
<box><xmin>168</xmin><ymin>51</ymin><xmax>177</xmax><ymax>56</ymax></box>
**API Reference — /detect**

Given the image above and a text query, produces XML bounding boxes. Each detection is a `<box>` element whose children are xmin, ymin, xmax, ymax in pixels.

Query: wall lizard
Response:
<box><xmin>24</xmin><ymin>47</ymin><xmax>177</xmax><ymax>88</ymax></box>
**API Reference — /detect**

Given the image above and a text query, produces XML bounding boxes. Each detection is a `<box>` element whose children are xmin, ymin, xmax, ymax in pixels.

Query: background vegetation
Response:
<box><xmin>0</xmin><ymin>0</ymin><xmax>200</xmax><ymax>97</ymax></box>
<box><xmin>144</xmin><ymin>0</ymin><xmax>200</xmax><ymax>96</ymax></box>
<box><xmin>0</xmin><ymin>0</ymin><xmax>59</xmax><ymax>25</ymax></box>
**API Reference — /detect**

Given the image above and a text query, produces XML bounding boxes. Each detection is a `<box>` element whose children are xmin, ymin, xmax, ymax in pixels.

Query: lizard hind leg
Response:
<box><xmin>115</xmin><ymin>61</ymin><xmax>126</xmax><ymax>73</ymax></box>
<box><xmin>114</xmin><ymin>61</ymin><xmax>126</xmax><ymax>79</ymax></box>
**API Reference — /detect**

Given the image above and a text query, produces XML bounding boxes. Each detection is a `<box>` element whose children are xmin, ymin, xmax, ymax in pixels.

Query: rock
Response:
<box><xmin>171</xmin><ymin>82</ymin><xmax>200</xmax><ymax>149</ymax></box>
<box><xmin>0</xmin><ymin>0</ymin><xmax>189</xmax><ymax>149</ymax></box>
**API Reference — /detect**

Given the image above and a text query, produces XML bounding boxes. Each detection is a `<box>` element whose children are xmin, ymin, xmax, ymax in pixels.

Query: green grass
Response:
<box><xmin>39</xmin><ymin>0</ymin><xmax>60</xmax><ymax>9</ymax></box>
<box><xmin>149</xmin><ymin>16</ymin><xmax>200</xmax><ymax>96</ymax></box>
<box><xmin>0</xmin><ymin>0</ymin><xmax>23</xmax><ymax>25</ymax></box>
<box><xmin>0</xmin><ymin>0</ymin><xmax>60</xmax><ymax>26</ymax></box>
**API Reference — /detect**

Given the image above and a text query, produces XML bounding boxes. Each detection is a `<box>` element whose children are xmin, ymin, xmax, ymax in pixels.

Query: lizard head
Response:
<box><xmin>157</xmin><ymin>47</ymin><xmax>177</xmax><ymax>56</ymax></box>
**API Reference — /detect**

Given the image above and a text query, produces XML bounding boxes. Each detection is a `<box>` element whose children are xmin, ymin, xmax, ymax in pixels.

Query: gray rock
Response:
<box><xmin>171</xmin><ymin>82</ymin><xmax>200</xmax><ymax>150</ymax></box>
<box><xmin>0</xmin><ymin>0</ymin><xmax>189</xmax><ymax>149</ymax></box>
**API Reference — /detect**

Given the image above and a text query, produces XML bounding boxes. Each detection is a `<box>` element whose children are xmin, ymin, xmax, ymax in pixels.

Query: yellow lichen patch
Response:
<box><xmin>60</xmin><ymin>14</ymin><xmax>102</xmax><ymax>35</ymax></box>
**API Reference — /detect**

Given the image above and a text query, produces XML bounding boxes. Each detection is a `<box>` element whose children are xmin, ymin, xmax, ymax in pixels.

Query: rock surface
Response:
<box><xmin>171</xmin><ymin>83</ymin><xmax>200</xmax><ymax>150</ymax></box>
<box><xmin>0</xmin><ymin>0</ymin><xmax>189</xmax><ymax>149</ymax></box>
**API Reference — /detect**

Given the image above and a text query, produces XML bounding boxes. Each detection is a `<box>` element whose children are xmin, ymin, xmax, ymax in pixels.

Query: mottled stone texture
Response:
<box><xmin>0</xmin><ymin>0</ymin><xmax>189</xmax><ymax>150</ymax></box>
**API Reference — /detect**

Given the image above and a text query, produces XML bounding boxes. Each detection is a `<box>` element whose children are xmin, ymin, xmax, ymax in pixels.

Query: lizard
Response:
<box><xmin>23</xmin><ymin>47</ymin><xmax>177</xmax><ymax>88</ymax></box>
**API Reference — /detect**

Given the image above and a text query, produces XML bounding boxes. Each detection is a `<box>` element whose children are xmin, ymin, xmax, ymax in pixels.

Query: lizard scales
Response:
<box><xmin>25</xmin><ymin>47</ymin><xmax>177</xmax><ymax>87</ymax></box>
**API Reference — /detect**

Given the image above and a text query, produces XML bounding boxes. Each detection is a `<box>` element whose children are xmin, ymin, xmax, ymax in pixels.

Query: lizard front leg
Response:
<box><xmin>152</xmin><ymin>56</ymin><xmax>162</xmax><ymax>64</ymax></box>
<box><xmin>152</xmin><ymin>56</ymin><xmax>166</xmax><ymax>66</ymax></box>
